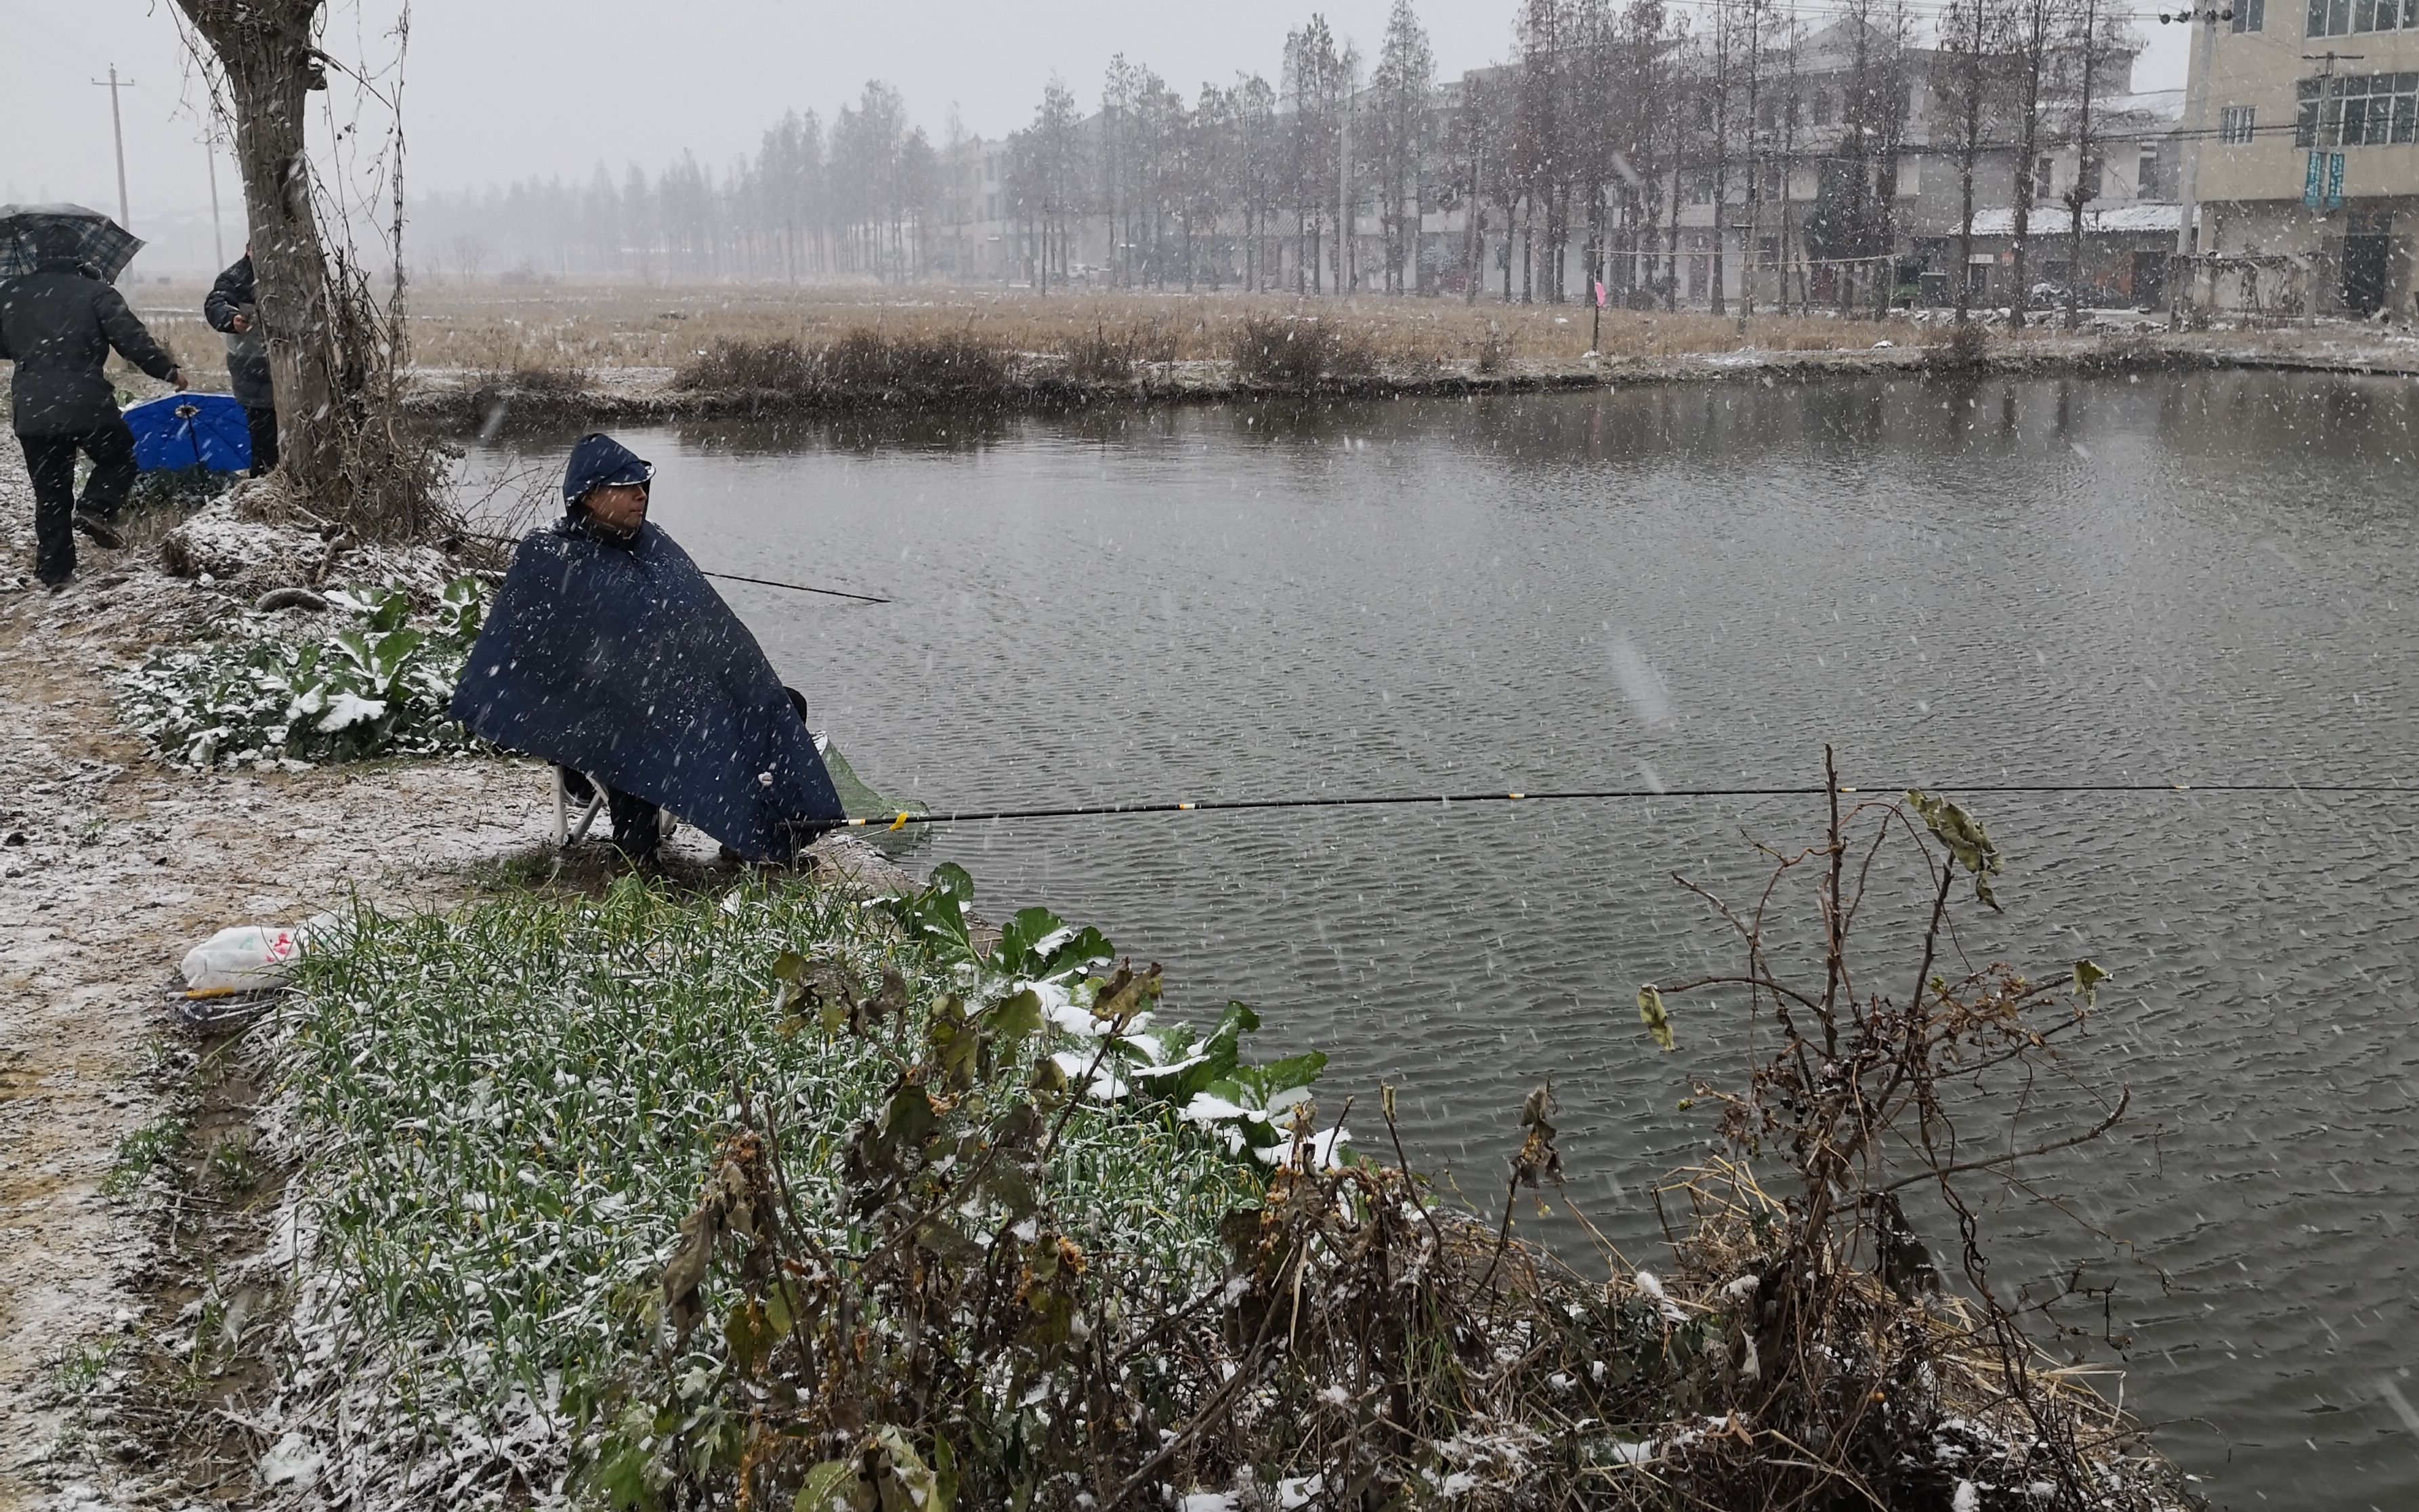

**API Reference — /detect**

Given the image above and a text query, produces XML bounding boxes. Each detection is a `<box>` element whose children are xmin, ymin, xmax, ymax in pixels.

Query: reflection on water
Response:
<box><xmin>469</xmin><ymin>372</ymin><xmax>2419</xmax><ymax>1509</ymax></box>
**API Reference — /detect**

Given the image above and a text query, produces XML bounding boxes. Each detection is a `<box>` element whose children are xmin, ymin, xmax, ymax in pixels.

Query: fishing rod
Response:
<box><xmin>453</xmin><ymin>529</ymin><xmax>890</xmax><ymax>604</ymax></box>
<box><xmin>698</xmin><ymin>568</ymin><xmax>891</xmax><ymax>604</ymax></box>
<box><xmin>842</xmin><ymin>778</ymin><xmax>2414</xmax><ymax>831</ymax></box>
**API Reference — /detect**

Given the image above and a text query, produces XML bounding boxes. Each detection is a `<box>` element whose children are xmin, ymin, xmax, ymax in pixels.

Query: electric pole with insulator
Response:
<box><xmin>91</xmin><ymin>65</ymin><xmax>134</xmax><ymax>231</ymax></box>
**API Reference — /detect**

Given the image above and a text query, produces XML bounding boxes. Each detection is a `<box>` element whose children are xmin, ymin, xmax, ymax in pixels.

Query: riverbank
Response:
<box><xmin>0</xmin><ymin>455</ymin><xmax>925</xmax><ymax>1505</ymax></box>
<box><xmin>64</xmin><ymin>279</ymin><xmax>2419</xmax><ymax>433</ymax></box>
<box><xmin>0</xmin><ymin>475</ymin><xmax>532</xmax><ymax>1506</ymax></box>
<box><xmin>398</xmin><ymin>303</ymin><xmax>2419</xmax><ymax>429</ymax></box>
<box><xmin>1</xmin><ymin>468</ymin><xmax>2202</xmax><ymax>1512</ymax></box>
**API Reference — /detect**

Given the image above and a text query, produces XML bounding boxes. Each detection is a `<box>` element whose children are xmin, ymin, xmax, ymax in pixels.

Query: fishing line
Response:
<box><xmin>843</xmin><ymin>779</ymin><xmax>2412</xmax><ymax>831</ymax></box>
<box><xmin>453</xmin><ymin>528</ymin><xmax>890</xmax><ymax>604</ymax></box>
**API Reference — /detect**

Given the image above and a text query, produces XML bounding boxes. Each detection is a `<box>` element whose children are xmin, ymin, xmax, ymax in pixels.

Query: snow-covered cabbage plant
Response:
<box><xmin>114</xmin><ymin>576</ymin><xmax>488</xmax><ymax>770</ymax></box>
<box><xmin>882</xmin><ymin>861</ymin><xmax>1342</xmax><ymax>1168</ymax></box>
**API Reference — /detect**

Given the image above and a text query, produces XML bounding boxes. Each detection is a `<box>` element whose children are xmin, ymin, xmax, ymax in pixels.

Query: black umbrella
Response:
<box><xmin>0</xmin><ymin>203</ymin><xmax>145</xmax><ymax>282</ymax></box>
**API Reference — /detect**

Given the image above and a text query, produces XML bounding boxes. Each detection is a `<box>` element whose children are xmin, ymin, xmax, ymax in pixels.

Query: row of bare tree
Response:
<box><xmin>411</xmin><ymin>0</ymin><xmax>2138</xmax><ymax>328</ymax></box>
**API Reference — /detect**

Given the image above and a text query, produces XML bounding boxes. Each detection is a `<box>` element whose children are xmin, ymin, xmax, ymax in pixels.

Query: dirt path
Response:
<box><xmin>0</xmin><ymin>458</ymin><xmax>549</xmax><ymax>1508</ymax></box>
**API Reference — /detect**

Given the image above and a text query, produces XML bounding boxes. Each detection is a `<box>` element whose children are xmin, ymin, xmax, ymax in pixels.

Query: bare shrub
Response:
<box><xmin>675</xmin><ymin>331</ymin><xmax>1011</xmax><ymax>396</ymax></box>
<box><xmin>1926</xmin><ymin>318</ymin><xmax>1992</xmax><ymax>370</ymax></box>
<box><xmin>1231</xmin><ymin>314</ymin><xmax>1376</xmax><ymax>386</ymax></box>
<box><xmin>497</xmin><ymin>358</ymin><xmax>592</xmax><ymax>398</ymax></box>
<box><xmin>1053</xmin><ymin>324</ymin><xmax>1141</xmax><ymax>383</ymax></box>
<box><xmin>595</xmin><ymin>772</ymin><xmax>2189</xmax><ymax>1512</ymax></box>
<box><xmin>819</xmin><ymin>329</ymin><xmax>1009</xmax><ymax>393</ymax></box>
<box><xmin>1475</xmin><ymin>322</ymin><xmax>1514</xmax><ymax>374</ymax></box>
<box><xmin>673</xmin><ymin>337</ymin><xmax>818</xmax><ymax>394</ymax></box>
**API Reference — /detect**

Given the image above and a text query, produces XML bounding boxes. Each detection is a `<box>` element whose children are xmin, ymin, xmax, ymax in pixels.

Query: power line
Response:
<box><xmin>843</xmin><ymin>778</ymin><xmax>2410</xmax><ymax>830</ymax></box>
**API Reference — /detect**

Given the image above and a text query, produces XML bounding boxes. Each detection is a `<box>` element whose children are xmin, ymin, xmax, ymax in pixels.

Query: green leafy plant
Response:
<box><xmin>113</xmin><ymin>574</ymin><xmax>489</xmax><ymax>770</ymax></box>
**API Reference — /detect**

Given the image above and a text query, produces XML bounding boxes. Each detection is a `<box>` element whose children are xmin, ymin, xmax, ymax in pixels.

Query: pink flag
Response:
<box><xmin>1593</xmin><ymin>279</ymin><xmax>1607</xmax><ymax>308</ymax></box>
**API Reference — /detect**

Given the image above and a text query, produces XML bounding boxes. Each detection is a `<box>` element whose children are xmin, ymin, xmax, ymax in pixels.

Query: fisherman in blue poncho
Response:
<box><xmin>450</xmin><ymin>433</ymin><xmax>845</xmax><ymax>866</ymax></box>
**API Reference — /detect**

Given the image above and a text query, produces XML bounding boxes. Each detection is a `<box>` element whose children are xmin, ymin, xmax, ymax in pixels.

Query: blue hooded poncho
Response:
<box><xmin>449</xmin><ymin>437</ymin><xmax>844</xmax><ymax>861</ymax></box>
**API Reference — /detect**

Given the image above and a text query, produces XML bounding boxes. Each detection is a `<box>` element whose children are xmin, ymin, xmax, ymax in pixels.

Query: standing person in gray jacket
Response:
<box><xmin>203</xmin><ymin>247</ymin><xmax>275</xmax><ymax>474</ymax></box>
<box><xmin>0</xmin><ymin>224</ymin><xmax>186</xmax><ymax>589</ymax></box>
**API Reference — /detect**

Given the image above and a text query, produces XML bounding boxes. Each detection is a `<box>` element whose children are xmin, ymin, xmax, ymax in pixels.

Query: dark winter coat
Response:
<box><xmin>203</xmin><ymin>254</ymin><xmax>273</xmax><ymax>409</ymax></box>
<box><xmin>448</xmin><ymin>515</ymin><xmax>845</xmax><ymax>862</ymax></box>
<box><xmin>0</xmin><ymin>260</ymin><xmax>180</xmax><ymax>437</ymax></box>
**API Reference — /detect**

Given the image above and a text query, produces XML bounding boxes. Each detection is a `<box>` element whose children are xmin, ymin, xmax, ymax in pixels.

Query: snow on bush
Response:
<box><xmin>112</xmin><ymin>576</ymin><xmax>488</xmax><ymax>770</ymax></box>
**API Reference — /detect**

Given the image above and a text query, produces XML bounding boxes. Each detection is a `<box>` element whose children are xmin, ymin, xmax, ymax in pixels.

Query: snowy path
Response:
<box><xmin>0</xmin><ymin>449</ymin><xmax>546</xmax><ymax>1506</ymax></box>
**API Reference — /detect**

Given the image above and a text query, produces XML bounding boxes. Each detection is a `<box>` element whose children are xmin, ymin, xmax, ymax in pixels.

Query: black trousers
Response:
<box><xmin>245</xmin><ymin>405</ymin><xmax>278</xmax><ymax>474</ymax></box>
<box><xmin>20</xmin><ymin>419</ymin><xmax>138</xmax><ymax>585</ymax></box>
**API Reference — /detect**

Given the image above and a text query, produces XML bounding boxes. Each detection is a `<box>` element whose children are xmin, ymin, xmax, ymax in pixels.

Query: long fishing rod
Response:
<box><xmin>453</xmin><ymin>528</ymin><xmax>890</xmax><ymax>604</ymax></box>
<box><xmin>841</xmin><ymin>778</ymin><xmax>2414</xmax><ymax>831</ymax></box>
<box><xmin>698</xmin><ymin>568</ymin><xmax>890</xmax><ymax>604</ymax></box>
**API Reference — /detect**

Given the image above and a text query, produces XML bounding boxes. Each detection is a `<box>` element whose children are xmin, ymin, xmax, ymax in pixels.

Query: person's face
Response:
<box><xmin>583</xmin><ymin>482</ymin><xmax>649</xmax><ymax>536</ymax></box>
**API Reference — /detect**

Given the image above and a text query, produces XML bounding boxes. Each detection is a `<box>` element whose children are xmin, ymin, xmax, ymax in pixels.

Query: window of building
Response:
<box><xmin>2220</xmin><ymin>104</ymin><xmax>2256</xmax><ymax>144</ymax></box>
<box><xmin>2231</xmin><ymin>0</ymin><xmax>2264</xmax><ymax>29</ymax></box>
<box><xmin>2296</xmin><ymin>72</ymin><xmax>2419</xmax><ymax>145</ymax></box>
<box><xmin>2033</xmin><ymin>154</ymin><xmax>2055</xmax><ymax>197</ymax></box>
<box><xmin>2307</xmin><ymin>0</ymin><xmax>2416</xmax><ymax>37</ymax></box>
<box><xmin>2139</xmin><ymin>146</ymin><xmax>2167</xmax><ymax>198</ymax></box>
<box><xmin>1811</xmin><ymin>91</ymin><xmax>1834</xmax><ymax>127</ymax></box>
<box><xmin>1688</xmin><ymin>173</ymin><xmax>1715</xmax><ymax>205</ymax></box>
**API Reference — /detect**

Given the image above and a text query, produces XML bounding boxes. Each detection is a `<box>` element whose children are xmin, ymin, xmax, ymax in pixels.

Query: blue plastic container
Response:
<box><xmin>124</xmin><ymin>393</ymin><xmax>253</xmax><ymax>473</ymax></box>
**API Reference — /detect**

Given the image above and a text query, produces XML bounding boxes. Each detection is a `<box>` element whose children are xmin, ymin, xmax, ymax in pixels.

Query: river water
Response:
<box><xmin>467</xmin><ymin>371</ymin><xmax>2418</xmax><ymax>1508</ymax></box>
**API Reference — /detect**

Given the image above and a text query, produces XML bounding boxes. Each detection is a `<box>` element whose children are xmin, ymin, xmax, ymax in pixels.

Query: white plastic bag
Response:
<box><xmin>179</xmin><ymin>913</ymin><xmax>333</xmax><ymax>993</ymax></box>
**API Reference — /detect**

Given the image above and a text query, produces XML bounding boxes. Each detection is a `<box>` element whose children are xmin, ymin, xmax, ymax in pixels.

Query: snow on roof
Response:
<box><xmin>2105</xmin><ymin>88</ymin><xmax>2187</xmax><ymax>121</ymax></box>
<box><xmin>1966</xmin><ymin>202</ymin><xmax>2182</xmax><ymax>237</ymax></box>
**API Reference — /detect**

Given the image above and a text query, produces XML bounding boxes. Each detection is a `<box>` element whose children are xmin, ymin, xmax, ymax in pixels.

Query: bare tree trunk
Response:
<box><xmin>2007</xmin><ymin>0</ymin><xmax>2051</xmax><ymax>331</ymax></box>
<box><xmin>1465</xmin><ymin>143</ymin><xmax>1483</xmax><ymax>303</ymax></box>
<box><xmin>1664</xmin><ymin>166</ymin><xmax>1682</xmax><ymax>312</ymax></box>
<box><xmin>2063</xmin><ymin>0</ymin><xmax>2099</xmax><ymax>331</ymax></box>
<box><xmin>1953</xmin><ymin>0</ymin><xmax>1985</xmax><ymax>324</ymax></box>
<box><xmin>175</xmin><ymin>0</ymin><xmax>340</xmax><ymax>492</ymax></box>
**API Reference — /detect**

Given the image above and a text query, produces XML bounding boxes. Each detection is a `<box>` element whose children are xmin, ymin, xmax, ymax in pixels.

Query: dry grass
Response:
<box><xmin>674</xmin><ymin>328</ymin><xmax>1012</xmax><ymax>394</ymax></box>
<box><xmin>93</xmin><ymin>281</ymin><xmax>2419</xmax><ymax>408</ymax></box>
<box><xmin>393</xmin><ymin>281</ymin><xmax>1924</xmax><ymax>375</ymax></box>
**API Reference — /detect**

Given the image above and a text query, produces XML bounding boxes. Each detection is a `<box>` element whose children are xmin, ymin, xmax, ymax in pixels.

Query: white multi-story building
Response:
<box><xmin>2182</xmin><ymin>0</ymin><xmax>2419</xmax><ymax>316</ymax></box>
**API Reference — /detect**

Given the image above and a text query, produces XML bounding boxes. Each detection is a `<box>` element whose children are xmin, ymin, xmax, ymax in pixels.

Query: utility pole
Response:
<box><xmin>2168</xmin><ymin>8</ymin><xmax>2226</xmax><ymax>326</ymax></box>
<box><xmin>91</xmin><ymin>65</ymin><xmax>134</xmax><ymax>230</ymax></box>
<box><xmin>207</xmin><ymin>131</ymin><xmax>226</xmax><ymax>268</ymax></box>
<box><xmin>2300</xmin><ymin>48</ymin><xmax>2359</xmax><ymax>316</ymax></box>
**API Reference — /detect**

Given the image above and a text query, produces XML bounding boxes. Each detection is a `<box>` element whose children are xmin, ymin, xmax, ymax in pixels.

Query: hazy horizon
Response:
<box><xmin>4</xmin><ymin>0</ymin><xmax>2191</xmax><ymax>276</ymax></box>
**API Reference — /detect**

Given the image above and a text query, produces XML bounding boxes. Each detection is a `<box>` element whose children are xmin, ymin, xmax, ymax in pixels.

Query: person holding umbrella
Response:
<box><xmin>203</xmin><ymin>245</ymin><xmax>276</xmax><ymax>474</ymax></box>
<box><xmin>0</xmin><ymin>205</ymin><xmax>186</xmax><ymax>589</ymax></box>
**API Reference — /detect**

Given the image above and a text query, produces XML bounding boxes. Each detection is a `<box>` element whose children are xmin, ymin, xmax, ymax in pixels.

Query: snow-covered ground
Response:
<box><xmin>0</xmin><ymin>446</ymin><xmax>550</xmax><ymax>1506</ymax></box>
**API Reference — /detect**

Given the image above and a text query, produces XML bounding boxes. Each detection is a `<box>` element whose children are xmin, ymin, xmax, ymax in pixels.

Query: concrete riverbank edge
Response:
<box><xmin>408</xmin><ymin>329</ymin><xmax>2419</xmax><ymax>426</ymax></box>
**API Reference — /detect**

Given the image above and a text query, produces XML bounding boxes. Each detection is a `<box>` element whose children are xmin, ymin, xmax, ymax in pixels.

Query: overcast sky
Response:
<box><xmin>4</xmin><ymin>0</ymin><xmax>2189</xmax><ymax>259</ymax></box>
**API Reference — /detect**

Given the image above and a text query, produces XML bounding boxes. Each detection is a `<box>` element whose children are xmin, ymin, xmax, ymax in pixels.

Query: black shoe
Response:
<box><xmin>39</xmin><ymin>575</ymin><xmax>70</xmax><ymax>594</ymax></box>
<box><xmin>72</xmin><ymin>512</ymin><xmax>123</xmax><ymax>549</ymax></box>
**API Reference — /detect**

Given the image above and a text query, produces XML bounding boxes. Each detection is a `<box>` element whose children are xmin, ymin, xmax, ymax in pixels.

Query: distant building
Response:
<box><xmin>2185</xmin><ymin>0</ymin><xmax>2419</xmax><ymax>317</ymax></box>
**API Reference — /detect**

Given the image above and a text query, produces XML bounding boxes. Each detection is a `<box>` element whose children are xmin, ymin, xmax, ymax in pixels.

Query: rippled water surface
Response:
<box><xmin>471</xmin><ymin>371</ymin><xmax>2419</xmax><ymax>1507</ymax></box>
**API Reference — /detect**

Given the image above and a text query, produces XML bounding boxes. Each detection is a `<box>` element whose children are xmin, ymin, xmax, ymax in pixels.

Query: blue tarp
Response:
<box><xmin>448</xmin><ymin>518</ymin><xmax>845</xmax><ymax>862</ymax></box>
<box><xmin>124</xmin><ymin>392</ymin><xmax>251</xmax><ymax>473</ymax></box>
